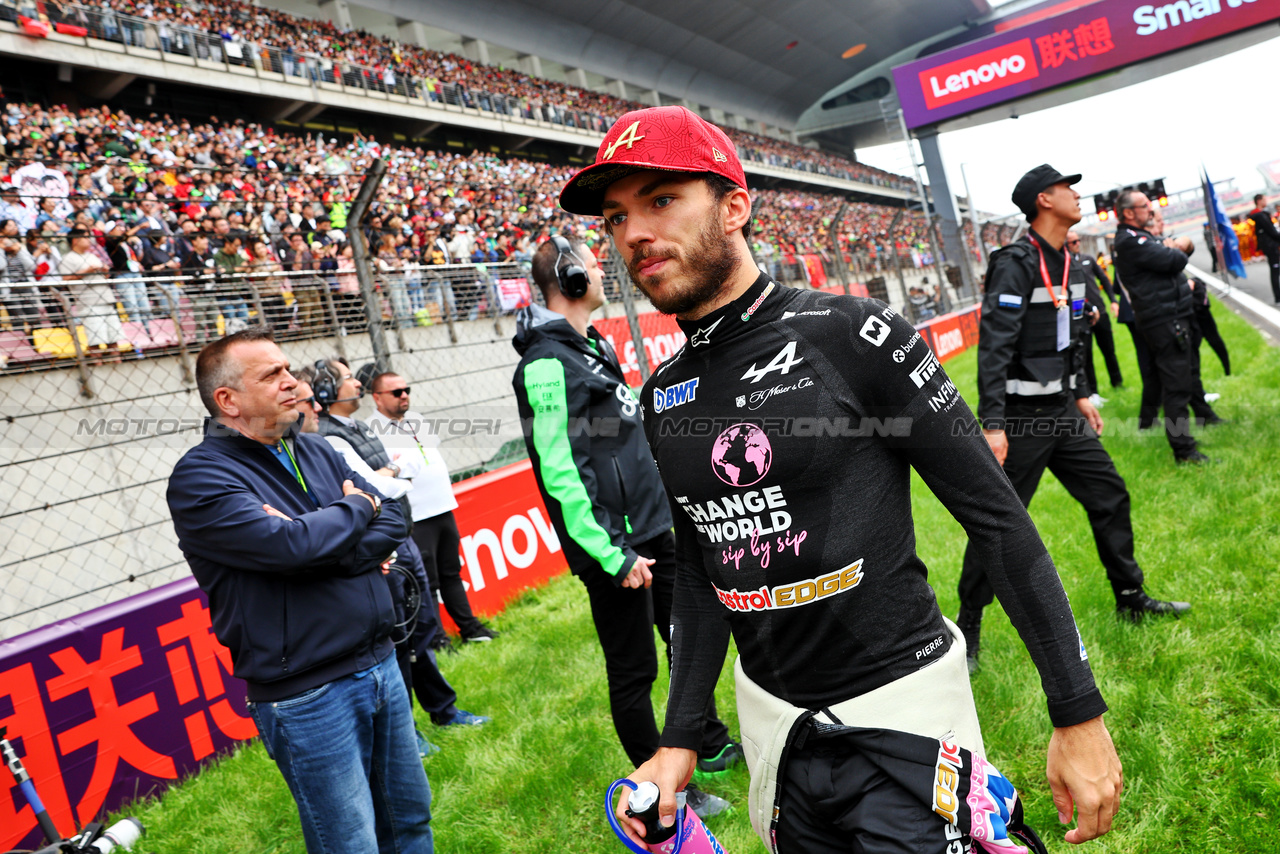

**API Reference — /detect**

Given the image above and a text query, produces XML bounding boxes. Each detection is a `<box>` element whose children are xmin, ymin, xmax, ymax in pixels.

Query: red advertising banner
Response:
<box><xmin>592</xmin><ymin>313</ymin><xmax>688</xmax><ymax>387</ymax></box>
<box><xmin>442</xmin><ymin>460</ymin><xmax>569</xmax><ymax>633</ymax></box>
<box><xmin>893</xmin><ymin>0</ymin><xmax>1280</xmax><ymax>128</ymax></box>
<box><xmin>0</xmin><ymin>581</ymin><xmax>256</xmax><ymax>852</ymax></box>
<box><xmin>496</xmin><ymin>277</ymin><xmax>532</xmax><ymax>312</ymax></box>
<box><xmin>915</xmin><ymin>303</ymin><xmax>982</xmax><ymax>363</ymax></box>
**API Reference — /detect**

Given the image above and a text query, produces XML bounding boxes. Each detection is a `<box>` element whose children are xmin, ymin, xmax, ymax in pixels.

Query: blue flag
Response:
<box><xmin>1202</xmin><ymin>168</ymin><xmax>1247</xmax><ymax>279</ymax></box>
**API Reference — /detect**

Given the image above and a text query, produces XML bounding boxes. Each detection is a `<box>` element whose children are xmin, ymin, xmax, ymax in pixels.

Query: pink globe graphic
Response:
<box><xmin>711</xmin><ymin>423</ymin><xmax>773</xmax><ymax>486</ymax></box>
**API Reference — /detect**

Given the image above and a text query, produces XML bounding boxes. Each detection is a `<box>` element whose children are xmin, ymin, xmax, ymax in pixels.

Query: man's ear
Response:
<box><xmin>722</xmin><ymin>186</ymin><xmax>752</xmax><ymax>235</ymax></box>
<box><xmin>214</xmin><ymin>387</ymin><xmax>240</xmax><ymax>419</ymax></box>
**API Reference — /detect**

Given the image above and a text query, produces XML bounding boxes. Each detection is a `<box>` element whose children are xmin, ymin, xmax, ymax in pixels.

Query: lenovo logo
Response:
<box><xmin>918</xmin><ymin>39</ymin><xmax>1040</xmax><ymax>109</ymax></box>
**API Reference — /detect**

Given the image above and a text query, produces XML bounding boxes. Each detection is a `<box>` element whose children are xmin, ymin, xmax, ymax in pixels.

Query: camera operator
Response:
<box><xmin>166</xmin><ymin>328</ymin><xmax>434</xmax><ymax>854</ymax></box>
<box><xmin>1112</xmin><ymin>190</ymin><xmax>1217</xmax><ymax>464</ymax></box>
<box><xmin>958</xmin><ymin>167</ymin><xmax>1189</xmax><ymax>672</ymax></box>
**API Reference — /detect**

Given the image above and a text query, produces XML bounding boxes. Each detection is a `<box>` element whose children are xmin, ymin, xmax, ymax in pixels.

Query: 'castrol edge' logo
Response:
<box><xmin>918</xmin><ymin>38</ymin><xmax>1040</xmax><ymax>110</ymax></box>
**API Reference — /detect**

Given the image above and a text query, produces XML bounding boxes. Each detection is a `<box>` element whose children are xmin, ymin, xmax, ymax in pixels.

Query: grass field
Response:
<box><xmin>107</xmin><ymin>303</ymin><xmax>1280</xmax><ymax>853</ymax></box>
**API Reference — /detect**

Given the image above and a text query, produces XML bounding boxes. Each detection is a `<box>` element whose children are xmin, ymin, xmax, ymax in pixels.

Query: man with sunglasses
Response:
<box><xmin>366</xmin><ymin>372</ymin><xmax>498</xmax><ymax>644</ymax></box>
<box><xmin>1113</xmin><ymin>190</ymin><xmax>1217</xmax><ymax>463</ymax></box>
<box><xmin>959</xmin><ymin>166</ymin><xmax>1190</xmax><ymax>675</ymax></box>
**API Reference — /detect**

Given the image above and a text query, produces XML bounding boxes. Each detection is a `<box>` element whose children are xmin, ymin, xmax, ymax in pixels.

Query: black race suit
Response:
<box><xmin>644</xmin><ymin>273</ymin><xmax>1105</xmax><ymax>745</ymax></box>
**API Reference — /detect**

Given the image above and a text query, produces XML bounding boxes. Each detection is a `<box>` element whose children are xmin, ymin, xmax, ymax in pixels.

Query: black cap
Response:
<box><xmin>1012</xmin><ymin>164</ymin><xmax>1081</xmax><ymax>220</ymax></box>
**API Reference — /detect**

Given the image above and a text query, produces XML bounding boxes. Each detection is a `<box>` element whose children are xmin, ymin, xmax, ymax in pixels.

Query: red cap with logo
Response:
<box><xmin>558</xmin><ymin>106</ymin><xmax>747</xmax><ymax>216</ymax></box>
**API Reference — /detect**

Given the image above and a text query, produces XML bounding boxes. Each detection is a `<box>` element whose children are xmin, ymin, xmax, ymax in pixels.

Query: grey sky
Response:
<box><xmin>856</xmin><ymin>34</ymin><xmax>1280</xmax><ymax>218</ymax></box>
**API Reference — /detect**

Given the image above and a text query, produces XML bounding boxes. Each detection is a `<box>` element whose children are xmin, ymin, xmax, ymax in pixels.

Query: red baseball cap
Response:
<box><xmin>559</xmin><ymin>106</ymin><xmax>747</xmax><ymax>216</ymax></box>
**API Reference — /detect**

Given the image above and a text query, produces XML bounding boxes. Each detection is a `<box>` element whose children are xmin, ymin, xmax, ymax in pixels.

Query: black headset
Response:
<box><xmin>311</xmin><ymin>360</ymin><xmax>340</xmax><ymax>408</ymax></box>
<box><xmin>550</xmin><ymin>234</ymin><xmax>589</xmax><ymax>299</ymax></box>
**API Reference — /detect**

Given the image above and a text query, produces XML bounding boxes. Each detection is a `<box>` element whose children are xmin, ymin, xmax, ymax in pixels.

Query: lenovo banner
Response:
<box><xmin>894</xmin><ymin>0</ymin><xmax>1279</xmax><ymax>128</ymax></box>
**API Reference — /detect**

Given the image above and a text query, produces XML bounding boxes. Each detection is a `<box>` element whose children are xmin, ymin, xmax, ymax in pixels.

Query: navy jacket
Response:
<box><xmin>167</xmin><ymin>419</ymin><xmax>410</xmax><ymax>701</ymax></box>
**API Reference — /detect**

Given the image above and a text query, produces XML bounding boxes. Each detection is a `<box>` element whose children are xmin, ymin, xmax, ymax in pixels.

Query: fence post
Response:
<box><xmin>49</xmin><ymin>289</ymin><xmax>95</xmax><ymax>398</ymax></box>
<box><xmin>831</xmin><ymin>201</ymin><xmax>851</xmax><ymax>295</ymax></box>
<box><xmin>161</xmin><ymin>275</ymin><xmax>194</xmax><ymax>384</ymax></box>
<box><xmin>609</xmin><ymin>246</ymin><xmax>650</xmax><ymax>384</ymax></box>
<box><xmin>348</xmin><ymin>157</ymin><xmax>392</xmax><ymax>371</ymax></box>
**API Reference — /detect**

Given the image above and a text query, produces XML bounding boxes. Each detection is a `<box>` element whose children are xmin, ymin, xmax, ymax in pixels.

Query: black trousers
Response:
<box><xmin>958</xmin><ymin>399</ymin><xmax>1145</xmax><ymax>611</ymax></box>
<box><xmin>1195</xmin><ymin>301</ymin><xmax>1230</xmax><ymax>376</ymax></box>
<box><xmin>1265</xmin><ymin>249</ymin><xmax>1280</xmax><ymax>303</ymax></box>
<box><xmin>579</xmin><ymin>531</ymin><xmax>732</xmax><ymax>768</ymax></box>
<box><xmin>1139</xmin><ymin>318</ymin><xmax>1205</xmax><ymax>458</ymax></box>
<box><xmin>387</xmin><ymin>536</ymin><xmax>460</xmax><ymax>721</ymax></box>
<box><xmin>1083</xmin><ymin>312</ymin><xmax>1123</xmax><ymax>392</ymax></box>
<box><xmin>775</xmin><ymin>738</ymin><xmax>969</xmax><ymax>854</ymax></box>
<box><xmin>412</xmin><ymin>510</ymin><xmax>485</xmax><ymax>637</ymax></box>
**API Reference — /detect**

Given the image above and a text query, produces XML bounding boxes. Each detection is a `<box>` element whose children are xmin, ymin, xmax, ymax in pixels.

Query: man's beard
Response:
<box><xmin>626</xmin><ymin>211</ymin><xmax>739</xmax><ymax>316</ymax></box>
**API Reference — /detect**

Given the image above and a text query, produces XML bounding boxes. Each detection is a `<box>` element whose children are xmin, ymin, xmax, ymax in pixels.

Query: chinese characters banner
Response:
<box><xmin>1</xmin><ymin>580</ymin><xmax>256</xmax><ymax>852</ymax></box>
<box><xmin>894</xmin><ymin>0</ymin><xmax>1280</xmax><ymax>128</ymax></box>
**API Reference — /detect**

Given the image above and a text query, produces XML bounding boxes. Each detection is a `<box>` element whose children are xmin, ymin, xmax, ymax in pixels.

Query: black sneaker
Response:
<box><xmin>462</xmin><ymin>624</ymin><xmax>499</xmax><ymax>643</ymax></box>
<box><xmin>1175</xmin><ymin>451</ymin><xmax>1213</xmax><ymax>465</ymax></box>
<box><xmin>693</xmin><ymin>742</ymin><xmax>744</xmax><ymax>783</ymax></box>
<box><xmin>1116</xmin><ymin>589</ymin><xmax>1191</xmax><ymax>622</ymax></box>
<box><xmin>684</xmin><ymin>785</ymin><xmax>731</xmax><ymax>820</ymax></box>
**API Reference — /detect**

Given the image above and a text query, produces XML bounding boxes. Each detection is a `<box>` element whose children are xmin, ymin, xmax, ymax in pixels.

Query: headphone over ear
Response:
<box><xmin>550</xmin><ymin>234</ymin><xmax>589</xmax><ymax>299</ymax></box>
<box><xmin>312</xmin><ymin>360</ymin><xmax>339</xmax><ymax>408</ymax></box>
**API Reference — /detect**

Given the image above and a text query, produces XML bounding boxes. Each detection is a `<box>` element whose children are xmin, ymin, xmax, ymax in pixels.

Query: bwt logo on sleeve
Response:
<box><xmin>918</xmin><ymin>38</ymin><xmax>1040</xmax><ymax>109</ymax></box>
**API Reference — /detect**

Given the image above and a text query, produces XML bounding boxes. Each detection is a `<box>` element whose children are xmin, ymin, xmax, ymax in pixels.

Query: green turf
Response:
<box><xmin>107</xmin><ymin>304</ymin><xmax>1280</xmax><ymax>852</ymax></box>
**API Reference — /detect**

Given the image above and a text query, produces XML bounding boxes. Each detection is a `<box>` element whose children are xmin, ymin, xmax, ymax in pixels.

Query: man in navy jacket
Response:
<box><xmin>167</xmin><ymin>327</ymin><xmax>434</xmax><ymax>854</ymax></box>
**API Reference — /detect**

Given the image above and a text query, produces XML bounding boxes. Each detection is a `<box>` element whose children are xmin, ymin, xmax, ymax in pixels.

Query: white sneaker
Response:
<box><xmin>1204</xmin><ymin>393</ymin><xmax>1221</xmax><ymax>403</ymax></box>
<box><xmin>1089</xmin><ymin>394</ymin><xmax>1107</xmax><ymax>408</ymax></box>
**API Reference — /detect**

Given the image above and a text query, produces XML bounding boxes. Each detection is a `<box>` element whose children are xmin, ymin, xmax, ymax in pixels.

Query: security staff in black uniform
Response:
<box><xmin>957</xmin><ymin>166</ymin><xmax>1190</xmax><ymax>672</ymax></box>
<box><xmin>1113</xmin><ymin>191</ymin><xmax>1218</xmax><ymax>462</ymax></box>
<box><xmin>1067</xmin><ymin>230</ymin><xmax>1123</xmax><ymax>394</ymax></box>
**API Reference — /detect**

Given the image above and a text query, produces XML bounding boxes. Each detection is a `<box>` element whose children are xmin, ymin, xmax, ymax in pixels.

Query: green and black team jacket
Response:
<box><xmin>512</xmin><ymin>304</ymin><xmax>672</xmax><ymax>585</ymax></box>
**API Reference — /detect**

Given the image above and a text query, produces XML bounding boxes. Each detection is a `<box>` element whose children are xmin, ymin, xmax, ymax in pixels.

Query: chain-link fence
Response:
<box><xmin>1</xmin><ymin>219</ymin><xmax>973</xmax><ymax>641</ymax></box>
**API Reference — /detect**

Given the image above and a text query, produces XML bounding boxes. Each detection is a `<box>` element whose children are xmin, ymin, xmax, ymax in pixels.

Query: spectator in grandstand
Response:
<box><xmin>280</xmin><ymin>231</ymin><xmax>323</xmax><ymax>333</ymax></box>
<box><xmin>1247</xmin><ymin>194</ymin><xmax>1280</xmax><ymax>304</ymax></box>
<box><xmin>166</xmin><ymin>328</ymin><xmax>433</xmax><ymax>854</ymax></box>
<box><xmin>246</xmin><ymin>237</ymin><xmax>290</xmax><ymax>332</ymax></box>
<box><xmin>212</xmin><ymin>231</ymin><xmax>251</xmax><ymax>334</ymax></box>
<box><xmin>180</xmin><ymin>231</ymin><xmax>220</xmax><ymax>342</ymax></box>
<box><xmin>142</xmin><ymin>229</ymin><xmax>183</xmax><ymax>316</ymax></box>
<box><xmin>1</xmin><ymin>224</ymin><xmax>38</xmax><ymax>343</ymax></box>
<box><xmin>104</xmin><ymin>220</ymin><xmax>154</xmax><ymax>335</ymax></box>
<box><xmin>366</xmin><ymin>370</ymin><xmax>497</xmax><ymax>646</ymax></box>
<box><xmin>513</xmin><ymin>233</ymin><xmax>739</xmax><ymax>820</ymax></box>
<box><xmin>57</xmin><ymin>228</ymin><xmax>123</xmax><ymax>360</ymax></box>
<box><xmin>563</xmin><ymin>107</ymin><xmax>1120</xmax><ymax>852</ymax></box>
<box><xmin>1113</xmin><ymin>191</ymin><xmax>1218</xmax><ymax>463</ymax></box>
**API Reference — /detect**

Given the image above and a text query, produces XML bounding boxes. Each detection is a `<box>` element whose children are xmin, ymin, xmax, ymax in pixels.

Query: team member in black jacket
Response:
<box><xmin>1067</xmin><ymin>230</ymin><xmax>1123</xmax><ymax>394</ymax></box>
<box><xmin>166</xmin><ymin>328</ymin><xmax>434</xmax><ymax>854</ymax></box>
<box><xmin>1113</xmin><ymin>190</ymin><xmax>1213</xmax><ymax>463</ymax></box>
<box><xmin>1247</xmin><ymin>195</ymin><xmax>1280</xmax><ymax>303</ymax></box>
<box><xmin>563</xmin><ymin>108</ymin><xmax>1122</xmax><ymax>853</ymax></box>
<box><xmin>958</xmin><ymin>167</ymin><xmax>1189</xmax><ymax>673</ymax></box>
<box><xmin>511</xmin><ymin>235</ymin><xmax>736</xmax><ymax>811</ymax></box>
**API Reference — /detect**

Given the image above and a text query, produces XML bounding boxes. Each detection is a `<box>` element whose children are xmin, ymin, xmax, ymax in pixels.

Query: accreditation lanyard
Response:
<box><xmin>400</xmin><ymin>418</ymin><xmax>431</xmax><ymax>467</ymax></box>
<box><xmin>277</xmin><ymin>439</ymin><xmax>319</xmax><ymax>507</ymax></box>
<box><xmin>1028</xmin><ymin>234</ymin><xmax>1072</xmax><ymax>352</ymax></box>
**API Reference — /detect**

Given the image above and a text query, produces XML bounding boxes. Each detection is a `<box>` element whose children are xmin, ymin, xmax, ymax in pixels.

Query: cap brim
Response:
<box><xmin>1061</xmin><ymin>173</ymin><xmax>1082</xmax><ymax>186</ymax></box>
<box><xmin>559</xmin><ymin>160</ymin><xmax>707</xmax><ymax>216</ymax></box>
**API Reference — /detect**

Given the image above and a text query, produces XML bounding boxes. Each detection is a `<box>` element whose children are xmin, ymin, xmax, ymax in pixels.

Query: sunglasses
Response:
<box><xmin>378</xmin><ymin>387</ymin><xmax>410</xmax><ymax>397</ymax></box>
<box><xmin>296</xmin><ymin>395</ymin><xmax>316</xmax><ymax>406</ymax></box>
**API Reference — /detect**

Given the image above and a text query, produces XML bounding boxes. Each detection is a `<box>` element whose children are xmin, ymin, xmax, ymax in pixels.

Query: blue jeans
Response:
<box><xmin>249</xmin><ymin>653</ymin><xmax>434</xmax><ymax>854</ymax></box>
<box><xmin>114</xmin><ymin>272</ymin><xmax>153</xmax><ymax>327</ymax></box>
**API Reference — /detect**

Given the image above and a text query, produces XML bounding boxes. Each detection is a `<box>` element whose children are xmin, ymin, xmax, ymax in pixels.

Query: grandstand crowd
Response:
<box><xmin>0</xmin><ymin>99</ymin><xmax>964</xmax><ymax>362</ymax></box>
<box><xmin>2</xmin><ymin>0</ymin><xmax>914</xmax><ymax>190</ymax></box>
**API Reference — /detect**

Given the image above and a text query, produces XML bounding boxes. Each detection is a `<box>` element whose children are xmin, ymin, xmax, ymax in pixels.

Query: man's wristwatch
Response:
<box><xmin>387</xmin><ymin>462</ymin><xmax>401</xmax><ymax>477</ymax></box>
<box><xmin>358</xmin><ymin>490</ymin><xmax>381</xmax><ymax>517</ymax></box>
